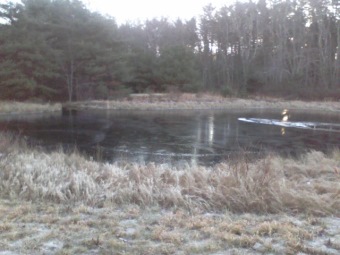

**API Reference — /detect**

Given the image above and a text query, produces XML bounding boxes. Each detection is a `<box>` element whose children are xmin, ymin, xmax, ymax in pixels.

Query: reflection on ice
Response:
<box><xmin>191</xmin><ymin>117</ymin><xmax>202</xmax><ymax>166</ymax></box>
<box><xmin>282</xmin><ymin>109</ymin><xmax>289</xmax><ymax>122</ymax></box>
<box><xmin>208</xmin><ymin>115</ymin><xmax>214</xmax><ymax>146</ymax></box>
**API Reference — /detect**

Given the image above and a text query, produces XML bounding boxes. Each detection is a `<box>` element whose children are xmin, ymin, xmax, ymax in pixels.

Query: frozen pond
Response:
<box><xmin>1</xmin><ymin>109</ymin><xmax>340</xmax><ymax>165</ymax></box>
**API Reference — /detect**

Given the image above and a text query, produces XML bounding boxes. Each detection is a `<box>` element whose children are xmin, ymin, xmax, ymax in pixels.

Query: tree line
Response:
<box><xmin>0</xmin><ymin>0</ymin><xmax>339</xmax><ymax>101</ymax></box>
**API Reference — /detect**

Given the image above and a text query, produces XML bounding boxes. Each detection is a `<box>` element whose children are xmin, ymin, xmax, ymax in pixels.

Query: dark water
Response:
<box><xmin>1</xmin><ymin>109</ymin><xmax>340</xmax><ymax>165</ymax></box>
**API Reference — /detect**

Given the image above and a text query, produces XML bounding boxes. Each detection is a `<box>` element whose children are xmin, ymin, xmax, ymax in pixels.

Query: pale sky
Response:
<box><xmin>4</xmin><ymin>0</ymin><xmax>242</xmax><ymax>24</ymax></box>
<box><xmin>84</xmin><ymin>0</ymin><xmax>239</xmax><ymax>24</ymax></box>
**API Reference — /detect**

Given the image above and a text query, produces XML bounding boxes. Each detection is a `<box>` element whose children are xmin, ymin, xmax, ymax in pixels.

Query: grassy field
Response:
<box><xmin>0</xmin><ymin>133</ymin><xmax>339</xmax><ymax>254</ymax></box>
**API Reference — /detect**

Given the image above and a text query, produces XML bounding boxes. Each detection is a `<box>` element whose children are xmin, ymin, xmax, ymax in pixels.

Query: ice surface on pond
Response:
<box><xmin>1</xmin><ymin>109</ymin><xmax>340</xmax><ymax>165</ymax></box>
<box><xmin>238</xmin><ymin>117</ymin><xmax>340</xmax><ymax>132</ymax></box>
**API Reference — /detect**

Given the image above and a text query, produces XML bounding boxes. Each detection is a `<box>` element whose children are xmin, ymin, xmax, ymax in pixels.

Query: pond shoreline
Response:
<box><xmin>1</xmin><ymin>96</ymin><xmax>340</xmax><ymax>114</ymax></box>
<box><xmin>1</xmin><ymin>97</ymin><xmax>340</xmax><ymax>254</ymax></box>
<box><xmin>62</xmin><ymin>95</ymin><xmax>340</xmax><ymax>113</ymax></box>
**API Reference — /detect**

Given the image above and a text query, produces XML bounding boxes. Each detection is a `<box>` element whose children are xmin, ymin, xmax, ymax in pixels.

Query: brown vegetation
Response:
<box><xmin>0</xmin><ymin>134</ymin><xmax>339</xmax><ymax>254</ymax></box>
<box><xmin>1</xmin><ymin>199</ymin><xmax>339</xmax><ymax>255</ymax></box>
<box><xmin>63</xmin><ymin>94</ymin><xmax>340</xmax><ymax>112</ymax></box>
<box><xmin>1</xmin><ymin>132</ymin><xmax>339</xmax><ymax>215</ymax></box>
<box><xmin>0</xmin><ymin>101</ymin><xmax>61</xmax><ymax>114</ymax></box>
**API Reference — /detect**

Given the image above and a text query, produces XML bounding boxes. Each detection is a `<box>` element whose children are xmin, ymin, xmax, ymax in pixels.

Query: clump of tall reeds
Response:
<box><xmin>0</xmin><ymin>140</ymin><xmax>339</xmax><ymax>216</ymax></box>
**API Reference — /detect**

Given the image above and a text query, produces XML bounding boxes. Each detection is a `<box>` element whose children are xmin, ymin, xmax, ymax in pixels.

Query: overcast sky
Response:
<box><xmin>84</xmin><ymin>0</ymin><xmax>239</xmax><ymax>24</ymax></box>
<box><xmin>4</xmin><ymin>0</ymin><xmax>243</xmax><ymax>24</ymax></box>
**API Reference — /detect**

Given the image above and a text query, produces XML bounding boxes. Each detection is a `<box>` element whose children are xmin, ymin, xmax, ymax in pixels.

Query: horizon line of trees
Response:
<box><xmin>0</xmin><ymin>0</ymin><xmax>339</xmax><ymax>102</ymax></box>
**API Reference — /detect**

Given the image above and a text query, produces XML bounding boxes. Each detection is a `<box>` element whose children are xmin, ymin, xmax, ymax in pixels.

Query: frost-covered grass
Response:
<box><xmin>0</xmin><ymin>101</ymin><xmax>61</xmax><ymax>114</ymax></box>
<box><xmin>0</xmin><ymin>134</ymin><xmax>340</xmax><ymax>254</ymax></box>
<box><xmin>1</xmin><ymin>146</ymin><xmax>339</xmax><ymax>215</ymax></box>
<box><xmin>1</xmin><ymin>199</ymin><xmax>339</xmax><ymax>255</ymax></box>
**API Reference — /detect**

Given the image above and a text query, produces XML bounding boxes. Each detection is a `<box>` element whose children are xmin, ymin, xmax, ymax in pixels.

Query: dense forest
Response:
<box><xmin>0</xmin><ymin>0</ymin><xmax>339</xmax><ymax>101</ymax></box>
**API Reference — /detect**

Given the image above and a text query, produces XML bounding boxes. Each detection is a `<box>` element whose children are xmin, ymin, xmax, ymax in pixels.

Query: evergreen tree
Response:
<box><xmin>0</xmin><ymin>1</ymin><xmax>59</xmax><ymax>100</ymax></box>
<box><xmin>0</xmin><ymin>0</ymin><xmax>338</xmax><ymax>101</ymax></box>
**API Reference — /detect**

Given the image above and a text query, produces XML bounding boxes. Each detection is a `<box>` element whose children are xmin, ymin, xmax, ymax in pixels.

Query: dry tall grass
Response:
<box><xmin>0</xmin><ymin>101</ymin><xmax>61</xmax><ymax>114</ymax></box>
<box><xmin>0</xmin><ymin>138</ymin><xmax>339</xmax><ymax>216</ymax></box>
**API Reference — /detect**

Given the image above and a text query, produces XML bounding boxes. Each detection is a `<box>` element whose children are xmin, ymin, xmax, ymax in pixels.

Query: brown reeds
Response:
<box><xmin>0</xmin><ymin>142</ymin><xmax>339</xmax><ymax>216</ymax></box>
